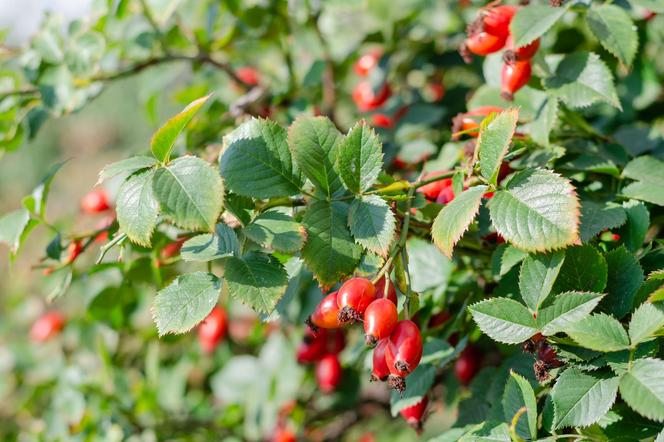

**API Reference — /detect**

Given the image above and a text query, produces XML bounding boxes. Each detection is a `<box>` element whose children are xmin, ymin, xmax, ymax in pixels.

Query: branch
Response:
<box><xmin>0</xmin><ymin>52</ymin><xmax>252</xmax><ymax>102</ymax></box>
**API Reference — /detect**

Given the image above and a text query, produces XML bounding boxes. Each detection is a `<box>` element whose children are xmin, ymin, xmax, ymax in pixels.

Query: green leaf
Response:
<box><xmin>420</xmin><ymin>339</ymin><xmax>455</xmax><ymax>366</ymax></box>
<box><xmin>567</xmin><ymin>313</ymin><xmax>630</xmax><ymax>352</ymax></box>
<box><xmin>469</xmin><ymin>298</ymin><xmax>537</xmax><ymax>344</ymax></box>
<box><xmin>223</xmin><ymin>252</ymin><xmax>288</xmax><ymax>314</ymax></box>
<box><xmin>288</xmin><ymin>116</ymin><xmax>343</xmax><ymax>198</ymax></box>
<box><xmin>553</xmin><ymin>245</ymin><xmax>607</xmax><ymax>293</ymax></box>
<box><xmin>301</xmin><ymin>200</ymin><xmax>362</xmax><ymax>287</ymax></box>
<box><xmin>390</xmin><ymin>364</ymin><xmax>435</xmax><ymax>416</ymax></box>
<box><xmin>579</xmin><ymin>201</ymin><xmax>626</xmax><ymax>243</ymax></box>
<box><xmin>552</xmin><ymin>368</ymin><xmax>620</xmax><ymax>429</ymax></box>
<box><xmin>621</xmin><ymin>200</ymin><xmax>649</xmax><ymax>253</ymax></box>
<box><xmin>0</xmin><ymin>208</ymin><xmax>30</xmax><ymax>254</ymax></box>
<box><xmin>619</xmin><ymin>358</ymin><xmax>664</xmax><ymax>422</ymax></box>
<box><xmin>244</xmin><ymin>209</ymin><xmax>305</xmax><ymax>254</ymax></box>
<box><xmin>181</xmin><ymin>223</ymin><xmax>239</xmax><ymax>262</ymax></box>
<box><xmin>586</xmin><ymin>4</ymin><xmax>638</xmax><ymax>67</ymax></box>
<box><xmin>459</xmin><ymin>422</ymin><xmax>511</xmax><ymax>442</ymax></box>
<box><xmin>97</xmin><ymin>156</ymin><xmax>157</xmax><ymax>185</ymax></box>
<box><xmin>478</xmin><ymin>109</ymin><xmax>518</xmax><ymax>185</ymax></box>
<box><xmin>116</xmin><ymin>170</ymin><xmax>160</xmax><ymax>247</ymax></box>
<box><xmin>152</xmin><ymin>156</ymin><xmax>224</xmax><ymax>231</ymax></box>
<box><xmin>488</xmin><ymin>168</ymin><xmax>580</xmax><ymax>252</ymax></box>
<box><xmin>544</xmin><ymin>52</ymin><xmax>621</xmax><ymax>109</ymax></box>
<box><xmin>22</xmin><ymin>161</ymin><xmax>65</xmax><ymax>218</ymax></box>
<box><xmin>219</xmin><ymin>118</ymin><xmax>303</xmax><ymax>198</ymax></box>
<box><xmin>152</xmin><ymin>272</ymin><xmax>221</xmax><ymax>336</ymax></box>
<box><xmin>502</xmin><ymin>371</ymin><xmax>537</xmax><ymax>440</ymax></box>
<box><xmin>628</xmin><ymin>302</ymin><xmax>664</xmax><ymax>346</ymax></box>
<box><xmin>537</xmin><ymin>292</ymin><xmax>604</xmax><ymax>336</ymax></box>
<box><xmin>347</xmin><ymin>195</ymin><xmax>396</xmax><ymax>256</ymax></box>
<box><xmin>432</xmin><ymin>185</ymin><xmax>487</xmax><ymax>259</ymax></box>
<box><xmin>603</xmin><ymin>246</ymin><xmax>644</xmax><ymax>319</ymax></box>
<box><xmin>519</xmin><ymin>251</ymin><xmax>565</xmax><ymax>311</ymax></box>
<box><xmin>408</xmin><ymin>238</ymin><xmax>454</xmax><ymax>294</ymax></box>
<box><xmin>336</xmin><ymin>121</ymin><xmax>383</xmax><ymax>194</ymax></box>
<box><xmin>621</xmin><ymin>156</ymin><xmax>664</xmax><ymax>206</ymax></box>
<box><xmin>151</xmin><ymin>95</ymin><xmax>210</xmax><ymax>163</ymax></box>
<box><xmin>492</xmin><ymin>244</ymin><xmax>529</xmax><ymax>276</ymax></box>
<box><xmin>509</xmin><ymin>3</ymin><xmax>569</xmax><ymax>47</ymax></box>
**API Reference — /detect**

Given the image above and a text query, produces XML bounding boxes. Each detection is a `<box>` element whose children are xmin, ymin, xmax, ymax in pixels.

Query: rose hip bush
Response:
<box><xmin>1</xmin><ymin>0</ymin><xmax>664</xmax><ymax>440</ymax></box>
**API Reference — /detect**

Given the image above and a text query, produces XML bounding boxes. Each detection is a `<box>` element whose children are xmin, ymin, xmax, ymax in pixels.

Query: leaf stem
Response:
<box><xmin>509</xmin><ymin>406</ymin><xmax>527</xmax><ymax>442</ymax></box>
<box><xmin>399</xmin><ymin>185</ymin><xmax>417</xmax><ymax>318</ymax></box>
<box><xmin>96</xmin><ymin>232</ymin><xmax>128</xmax><ymax>264</ymax></box>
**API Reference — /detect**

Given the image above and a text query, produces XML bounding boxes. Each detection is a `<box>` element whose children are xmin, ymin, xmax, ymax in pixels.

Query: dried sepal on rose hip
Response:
<box><xmin>385</xmin><ymin>320</ymin><xmax>423</xmax><ymax>392</ymax></box>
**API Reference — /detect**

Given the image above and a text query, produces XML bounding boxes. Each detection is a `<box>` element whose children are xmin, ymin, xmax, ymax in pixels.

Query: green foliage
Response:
<box><xmin>432</xmin><ymin>185</ymin><xmax>487</xmax><ymax>259</ymax></box>
<box><xmin>2</xmin><ymin>1</ymin><xmax>664</xmax><ymax>440</ymax></box>
<box><xmin>152</xmin><ymin>272</ymin><xmax>221</xmax><ymax>336</ymax></box>
<box><xmin>152</xmin><ymin>156</ymin><xmax>224</xmax><ymax>231</ymax></box>
<box><xmin>488</xmin><ymin>169</ymin><xmax>580</xmax><ymax>252</ymax></box>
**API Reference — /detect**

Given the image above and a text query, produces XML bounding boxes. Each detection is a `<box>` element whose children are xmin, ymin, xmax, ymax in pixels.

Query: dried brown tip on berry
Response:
<box><xmin>395</xmin><ymin>360</ymin><xmax>411</xmax><ymax>374</ymax></box>
<box><xmin>388</xmin><ymin>374</ymin><xmax>406</xmax><ymax>393</ymax></box>
<box><xmin>451</xmin><ymin>114</ymin><xmax>464</xmax><ymax>139</ymax></box>
<box><xmin>365</xmin><ymin>334</ymin><xmax>378</xmax><ymax>348</ymax></box>
<box><xmin>522</xmin><ymin>340</ymin><xmax>536</xmax><ymax>354</ymax></box>
<box><xmin>370</xmin><ymin>374</ymin><xmax>387</xmax><ymax>383</ymax></box>
<box><xmin>501</xmin><ymin>91</ymin><xmax>515</xmax><ymax>101</ymax></box>
<box><xmin>459</xmin><ymin>42</ymin><xmax>472</xmax><ymax>64</ymax></box>
<box><xmin>304</xmin><ymin>317</ymin><xmax>319</xmax><ymax>334</ymax></box>
<box><xmin>503</xmin><ymin>50</ymin><xmax>516</xmax><ymax>65</ymax></box>
<box><xmin>534</xmin><ymin>360</ymin><xmax>549</xmax><ymax>383</ymax></box>
<box><xmin>338</xmin><ymin>305</ymin><xmax>362</xmax><ymax>324</ymax></box>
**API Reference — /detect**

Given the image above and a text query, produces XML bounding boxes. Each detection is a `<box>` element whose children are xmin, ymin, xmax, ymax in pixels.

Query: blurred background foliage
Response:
<box><xmin>1</xmin><ymin>0</ymin><xmax>664</xmax><ymax>440</ymax></box>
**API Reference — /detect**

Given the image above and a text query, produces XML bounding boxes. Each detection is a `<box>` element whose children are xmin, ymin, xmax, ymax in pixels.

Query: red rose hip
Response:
<box><xmin>316</xmin><ymin>354</ymin><xmax>342</xmax><ymax>393</ymax></box>
<box><xmin>374</xmin><ymin>275</ymin><xmax>397</xmax><ymax>305</ymax></box>
<box><xmin>385</xmin><ymin>320</ymin><xmax>423</xmax><ymax>392</ymax></box>
<box><xmin>81</xmin><ymin>188</ymin><xmax>110</xmax><ymax>214</ymax></box>
<box><xmin>364</xmin><ymin>298</ymin><xmax>398</xmax><ymax>347</ymax></box>
<box><xmin>455</xmin><ymin>345</ymin><xmax>481</xmax><ymax>385</ymax></box>
<box><xmin>307</xmin><ymin>291</ymin><xmax>342</xmax><ymax>330</ymax></box>
<box><xmin>30</xmin><ymin>311</ymin><xmax>65</xmax><ymax>342</ymax></box>
<box><xmin>501</xmin><ymin>60</ymin><xmax>532</xmax><ymax>101</ymax></box>
<box><xmin>400</xmin><ymin>395</ymin><xmax>429</xmax><ymax>432</ymax></box>
<box><xmin>198</xmin><ymin>306</ymin><xmax>227</xmax><ymax>353</ymax></box>
<box><xmin>371</xmin><ymin>339</ymin><xmax>391</xmax><ymax>382</ymax></box>
<box><xmin>337</xmin><ymin>277</ymin><xmax>376</xmax><ymax>323</ymax></box>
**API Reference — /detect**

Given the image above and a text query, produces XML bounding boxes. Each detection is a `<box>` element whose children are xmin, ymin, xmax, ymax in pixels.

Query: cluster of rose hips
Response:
<box><xmin>306</xmin><ymin>277</ymin><xmax>423</xmax><ymax>396</ymax></box>
<box><xmin>522</xmin><ymin>333</ymin><xmax>563</xmax><ymax>382</ymax></box>
<box><xmin>461</xmin><ymin>4</ymin><xmax>539</xmax><ymax>100</ymax></box>
<box><xmin>352</xmin><ymin>50</ymin><xmax>445</xmax><ymax>130</ymax></box>
<box><xmin>296</xmin><ymin>325</ymin><xmax>346</xmax><ymax>393</ymax></box>
<box><xmin>352</xmin><ymin>50</ymin><xmax>396</xmax><ymax>128</ymax></box>
<box><xmin>418</xmin><ymin>170</ymin><xmax>456</xmax><ymax>205</ymax></box>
